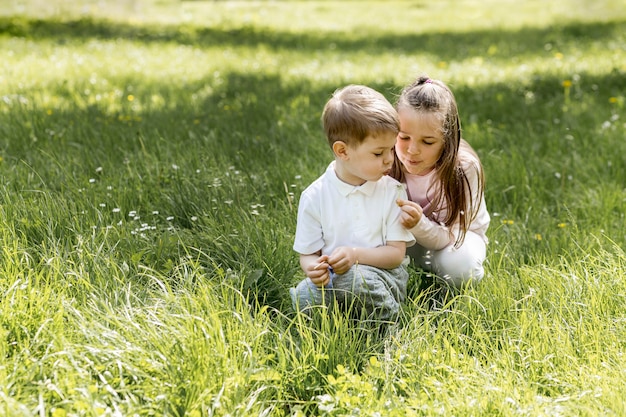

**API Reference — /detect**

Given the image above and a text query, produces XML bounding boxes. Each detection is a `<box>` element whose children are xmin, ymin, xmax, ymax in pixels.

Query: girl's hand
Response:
<box><xmin>397</xmin><ymin>198</ymin><xmax>423</xmax><ymax>229</ymax></box>
<box><xmin>327</xmin><ymin>246</ymin><xmax>357</xmax><ymax>275</ymax></box>
<box><xmin>306</xmin><ymin>255</ymin><xmax>331</xmax><ymax>287</ymax></box>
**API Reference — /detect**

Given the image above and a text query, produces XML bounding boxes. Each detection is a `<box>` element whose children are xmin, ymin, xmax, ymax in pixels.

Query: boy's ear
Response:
<box><xmin>332</xmin><ymin>141</ymin><xmax>349</xmax><ymax>160</ymax></box>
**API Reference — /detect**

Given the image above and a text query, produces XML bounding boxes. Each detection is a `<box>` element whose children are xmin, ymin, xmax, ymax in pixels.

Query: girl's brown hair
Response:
<box><xmin>390</xmin><ymin>76</ymin><xmax>485</xmax><ymax>247</ymax></box>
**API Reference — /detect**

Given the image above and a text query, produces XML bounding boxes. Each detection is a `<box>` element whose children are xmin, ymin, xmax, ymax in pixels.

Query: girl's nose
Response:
<box><xmin>408</xmin><ymin>144</ymin><xmax>420</xmax><ymax>155</ymax></box>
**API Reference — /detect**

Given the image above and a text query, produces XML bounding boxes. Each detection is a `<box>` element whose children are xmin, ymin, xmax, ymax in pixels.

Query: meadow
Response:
<box><xmin>0</xmin><ymin>0</ymin><xmax>625</xmax><ymax>415</ymax></box>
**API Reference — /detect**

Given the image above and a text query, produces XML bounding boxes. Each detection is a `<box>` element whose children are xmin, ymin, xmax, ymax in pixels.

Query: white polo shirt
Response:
<box><xmin>294</xmin><ymin>162</ymin><xmax>416</xmax><ymax>256</ymax></box>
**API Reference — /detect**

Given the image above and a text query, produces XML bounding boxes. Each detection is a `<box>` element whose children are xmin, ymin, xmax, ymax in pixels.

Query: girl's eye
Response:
<box><xmin>398</xmin><ymin>135</ymin><xmax>410</xmax><ymax>141</ymax></box>
<box><xmin>374</xmin><ymin>153</ymin><xmax>382</xmax><ymax>157</ymax></box>
<box><xmin>424</xmin><ymin>142</ymin><xmax>434</xmax><ymax>145</ymax></box>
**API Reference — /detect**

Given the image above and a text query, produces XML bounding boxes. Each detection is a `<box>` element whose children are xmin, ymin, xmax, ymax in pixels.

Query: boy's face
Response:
<box><xmin>335</xmin><ymin>131</ymin><xmax>397</xmax><ymax>186</ymax></box>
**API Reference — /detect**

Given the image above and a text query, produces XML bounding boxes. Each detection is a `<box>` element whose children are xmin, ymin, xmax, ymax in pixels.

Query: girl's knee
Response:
<box><xmin>432</xmin><ymin>236</ymin><xmax>486</xmax><ymax>289</ymax></box>
<box><xmin>436</xmin><ymin>262</ymin><xmax>484</xmax><ymax>289</ymax></box>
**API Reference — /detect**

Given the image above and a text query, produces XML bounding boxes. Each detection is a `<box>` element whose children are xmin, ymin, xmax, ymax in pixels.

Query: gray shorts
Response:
<box><xmin>290</xmin><ymin>259</ymin><xmax>409</xmax><ymax>322</ymax></box>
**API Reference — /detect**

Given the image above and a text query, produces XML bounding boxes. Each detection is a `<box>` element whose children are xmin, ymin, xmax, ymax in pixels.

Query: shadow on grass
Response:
<box><xmin>3</xmin><ymin>66</ymin><xmax>624</xmax><ymax>215</ymax></box>
<box><xmin>4</xmin><ymin>67</ymin><xmax>623</xmax><ymax>170</ymax></box>
<box><xmin>1</xmin><ymin>15</ymin><xmax>625</xmax><ymax>63</ymax></box>
<box><xmin>2</xmin><ymin>65</ymin><xmax>624</xmax><ymax>310</ymax></box>
<box><xmin>2</xmin><ymin>11</ymin><xmax>625</xmax><ymax>309</ymax></box>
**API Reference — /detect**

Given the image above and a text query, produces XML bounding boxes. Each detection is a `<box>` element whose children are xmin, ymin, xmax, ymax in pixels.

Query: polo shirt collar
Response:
<box><xmin>327</xmin><ymin>162</ymin><xmax>377</xmax><ymax>196</ymax></box>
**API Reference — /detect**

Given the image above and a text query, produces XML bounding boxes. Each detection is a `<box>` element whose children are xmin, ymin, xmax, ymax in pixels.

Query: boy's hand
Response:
<box><xmin>306</xmin><ymin>255</ymin><xmax>331</xmax><ymax>287</ymax></box>
<box><xmin>397</xmin><ymin>198</ymin><xmax>423</xmax><ymax>229</ymax></box>
<box><xmin>327</xmin><ymin>246</ymin><xmax>357</xmax><ymax>275</ymax></box>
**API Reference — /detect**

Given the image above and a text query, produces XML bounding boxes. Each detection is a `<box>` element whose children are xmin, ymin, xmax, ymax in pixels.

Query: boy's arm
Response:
<box><xmin>327</xmin><ymin>241</ymin><xmax>406</xmax><ymax>274</ymax></box>
<box><xmin>299</xmin><ymin>252</ymin><xmax>331</xmax><ymax>287</ymax></box>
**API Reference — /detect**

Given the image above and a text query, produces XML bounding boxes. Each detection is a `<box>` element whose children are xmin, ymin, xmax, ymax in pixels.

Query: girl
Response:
<box><xmin>390</xmin><ymin>76</ymin><xmax>490</xmax><ymax>289</ymax></box>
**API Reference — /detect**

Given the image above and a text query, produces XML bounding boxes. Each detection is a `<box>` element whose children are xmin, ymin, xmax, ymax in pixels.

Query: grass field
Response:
<box><xmin>1</xmin><ymin>0</ymin><xmax>625</xmax><ymax>415</ymax></box>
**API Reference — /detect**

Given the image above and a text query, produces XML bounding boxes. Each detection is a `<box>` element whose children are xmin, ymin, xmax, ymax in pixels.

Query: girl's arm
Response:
<box><xmin>408</xmin><ymin>215</ymin><xmax>454</xmax><ymax>250</ymax></box>
<box><xmin>397</xmin><ymin>198</ymin><xmax>453</xmax><ymax>250</ymax></box>
<box><xmin>327</xmin><ymin>241</ymin><xmax>406</xmax><ymax>274</ymax></box>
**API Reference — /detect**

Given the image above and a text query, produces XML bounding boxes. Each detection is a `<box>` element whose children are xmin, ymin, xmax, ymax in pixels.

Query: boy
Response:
<box><xmin>290</xmin><ymin>85</ymin><xmax>415</xmax><ymax>321</ymax></box>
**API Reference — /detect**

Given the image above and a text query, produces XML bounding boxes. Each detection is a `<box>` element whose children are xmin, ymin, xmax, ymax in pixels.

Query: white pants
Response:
<box><xmin>407</xmin><ymin>231</ymin><xmax>486</xmax><ymax>289</ymax></box>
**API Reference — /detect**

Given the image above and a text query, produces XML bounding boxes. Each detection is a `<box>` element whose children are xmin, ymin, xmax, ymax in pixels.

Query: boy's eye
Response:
<box><xmin>374</xmin><ymin>152</ymin><xmax>382</xmax><ymax>157</ymax></box>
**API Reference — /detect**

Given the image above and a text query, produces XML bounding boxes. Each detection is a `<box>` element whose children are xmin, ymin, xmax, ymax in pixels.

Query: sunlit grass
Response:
<box><xmin>1</xmin><ymin>0</ymin><xmax>625</xmax><ymax>415</ymax></box>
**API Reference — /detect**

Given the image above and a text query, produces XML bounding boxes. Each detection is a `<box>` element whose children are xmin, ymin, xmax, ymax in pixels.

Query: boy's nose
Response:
<box><xmin>384</xmin><ymin>150</ymin><xmax>394</xmax><ymax>164</ymax></box>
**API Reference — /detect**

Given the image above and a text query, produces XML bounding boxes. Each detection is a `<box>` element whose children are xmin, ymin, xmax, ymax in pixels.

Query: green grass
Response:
<box><xmin>1</xmin><ymin>0</ymin><xmax>625</xmax><ymax>415</ymax></box>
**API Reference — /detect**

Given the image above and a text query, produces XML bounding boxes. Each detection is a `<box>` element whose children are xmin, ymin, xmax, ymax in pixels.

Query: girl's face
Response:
<box><xmin>395</xmin><ymin>108</ymin><xmax>445</xmax><ymax>176</ymax></box>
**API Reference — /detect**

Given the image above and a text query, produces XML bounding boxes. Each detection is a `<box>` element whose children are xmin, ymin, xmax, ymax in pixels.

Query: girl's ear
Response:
<box><xmin>332</xmin><ymin>141</ymin><xmax>350</xmax><ymax>160</ymax></box>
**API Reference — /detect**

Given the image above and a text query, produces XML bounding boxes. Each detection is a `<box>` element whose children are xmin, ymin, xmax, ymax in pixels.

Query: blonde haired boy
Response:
<box><xmin>291</xmin><ymin>85</ymin><xmax>415</xmax><ymax>321</ymax></box>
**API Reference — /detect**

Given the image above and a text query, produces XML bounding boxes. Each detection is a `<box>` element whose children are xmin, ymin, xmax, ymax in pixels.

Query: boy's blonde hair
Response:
<box><xmin>322</xmin><ymin>85</ymin><xmax>399</xmax><ymax>148</ymax></box>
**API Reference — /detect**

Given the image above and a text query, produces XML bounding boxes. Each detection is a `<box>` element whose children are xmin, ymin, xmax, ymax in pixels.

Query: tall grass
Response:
<box><xmin>0</xmin><ymin>0</ymin><xmax>625</xmax><ymax>415</ymax></box>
